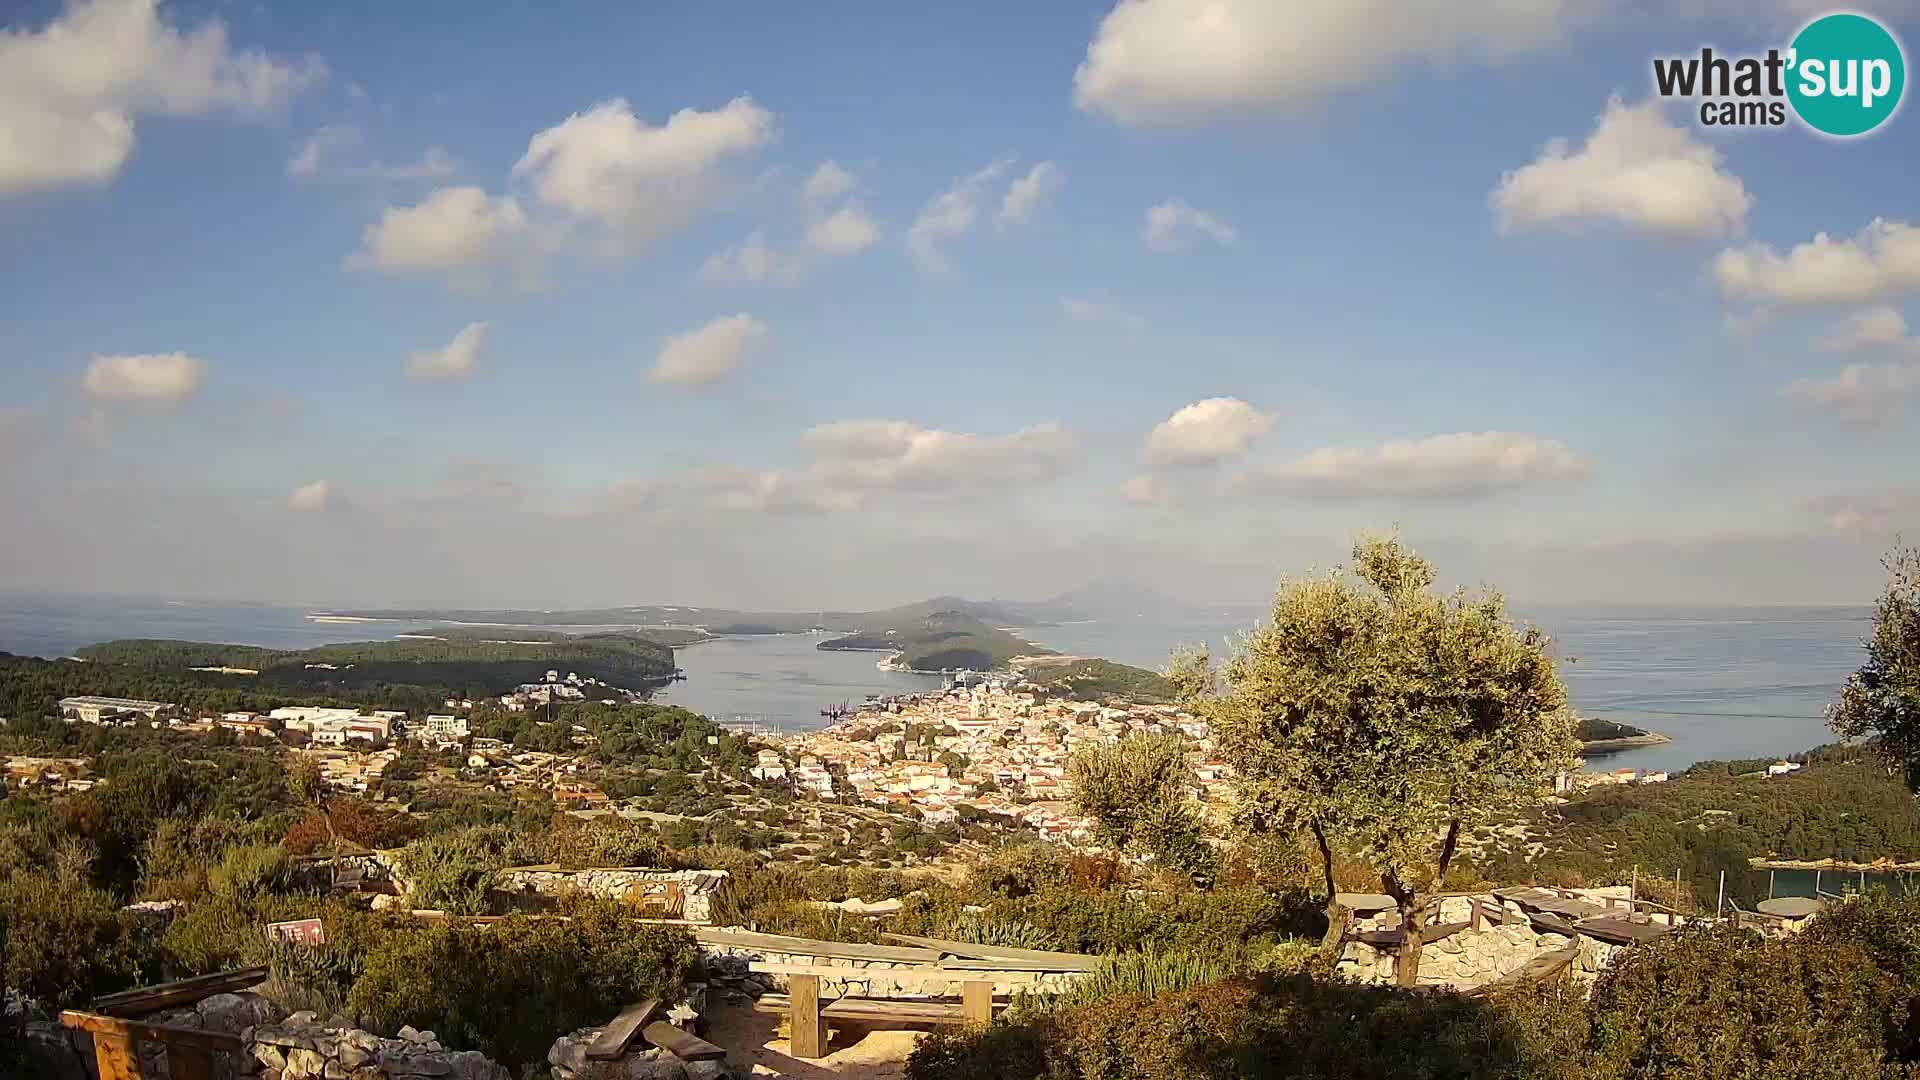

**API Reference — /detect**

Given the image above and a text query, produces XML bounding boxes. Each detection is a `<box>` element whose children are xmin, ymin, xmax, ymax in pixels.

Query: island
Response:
<box><xmin>1576</xmin><ymin>716</ymin><xmax>1672</xmax><ymax>754</ymax></box>
<box><xmin>817</xmin><ymin>610</ymin><xmax>1048</xmax><ymax>672</ymax></box>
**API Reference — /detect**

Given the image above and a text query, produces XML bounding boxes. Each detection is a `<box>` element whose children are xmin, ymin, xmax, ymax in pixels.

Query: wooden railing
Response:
<box><xmin>60</xmin><ymin>1011</ymin><xmax>245</xmax><ymax>1080</ymax></box>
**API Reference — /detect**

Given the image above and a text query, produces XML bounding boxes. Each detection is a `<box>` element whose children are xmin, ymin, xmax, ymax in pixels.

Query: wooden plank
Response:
<box><xmin>962</xmin><ymin>981</ymin><xmax>993</xmax><ymax>1027</ymax></box>
<box><xmin>641</xmin><ymin>1021</ymin><xmax>727</xmax><ymax>1062</ymax></box>
<box><xmin>1466</xmin><ymin>943</ymin><xmax>1579</xmax><ymax>998</ymax></box>
<box><xmin>697</xmin><ymin>928</ymin><xmax>941</xmax><ymax>964</ymax></box>
<box><xmin>750</xmin><ymin>963</ymin><xmax>1045</xmax><ymax>986</ymax></box>
<box><xmin>1528</xmin><ymin>912</ymin><xmax>1578</xmax><ymax>938</ymax></box>
<box><xmin>750</xmin><ymin>994</ymin><xmax>790</xmax><ymax>1015</ymax></box>
<box><xmin>60</xmin><ymin>1012</ymin><xmax>246</xmax><ymax>1050</ymax></box>
<box><xmin>92</xmin><ymin>1027</ymin><xmax>139</xmax><ymax>1080</ymax></box>
<box><xmin>169</xmin><ymin>1043</ymin><xmax>215</xmax><ymax>1080</ymax></box>
<box><xmin>91</xmin><ymin>968</ymin><xmax>270</xmax><ymax>1018</ymax></box>
<box><xmin>822</xmin><ymin>998</ymin><xmax>968</xmax><ymax>1025</ymax></box>
<box><xmin>1574</xmin><ymin>916</ymin><xmax>1673</xmax><ymax>946</ymax></box>
<box><xmin>790</xmin><ymin>974</ymin><xmax>824</xmax><ymax>1059</ymax></box>
<box><xmin>585</xmin><ymin>999</ymin><xmax>660</xmax><ymax>1060</ymax></box>
<box><xmin>878</xmin><ymin>933</ymin><xmax>1103</xmax><ymax>972</ymax></box>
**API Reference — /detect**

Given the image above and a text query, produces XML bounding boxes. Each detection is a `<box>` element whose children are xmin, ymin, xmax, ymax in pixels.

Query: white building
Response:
<box><xmin>422</xmin><ymin>715</ymin><xmax>470</xmax><ymax>740</ymax></box>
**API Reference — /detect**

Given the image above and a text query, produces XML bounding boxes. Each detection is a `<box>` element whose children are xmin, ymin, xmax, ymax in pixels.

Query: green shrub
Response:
<box><xmin>0</xmin><ymin>871</ymin><xmax>152</xmax><ymax>1009</ymax></box>
<box><xmin>207</xmin><ymin>842</ymin><xmax>295</xmax><ymax>899</ymax></box>
<box><xmin>391</xmin><ymin>825</ymin><xmax>533</xmax><ymax>914</ymax></box>
<box><xmin>346</xmin><ymin>903</ymin><xmax>698</xmax><ymax>1069</ymax></box>
<box><xmin>1018</xmin><ymin>947</ymin><xmax>1236</xmax><ymax>1017</ymax></box>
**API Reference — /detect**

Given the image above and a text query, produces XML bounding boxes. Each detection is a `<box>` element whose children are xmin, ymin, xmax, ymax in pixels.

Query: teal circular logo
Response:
<box><xmin>1788</xmin><ymin>13</ymin><xmax>1906</xmax><ymax>137</ymax></box>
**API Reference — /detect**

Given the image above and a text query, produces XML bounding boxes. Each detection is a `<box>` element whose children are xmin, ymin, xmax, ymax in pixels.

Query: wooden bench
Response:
<box><xmin>772</xmin><ymin>973</ymin><xmax>995</xmax><ymax>1059</ymax></box>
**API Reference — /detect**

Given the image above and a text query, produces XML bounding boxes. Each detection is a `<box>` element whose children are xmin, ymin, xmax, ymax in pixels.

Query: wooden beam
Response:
<box><xmin>640</xmin><ymin>1021</ymin><xmax>727</xmax><ymax>1062</ymax></box>
<box><xmin>60</xmin><ymin>1012</ymin><xmax>245</xmax><ymax>1051</ymax></box>
<box><xmin>586</xmin><ymin>999</ymin><xmax>660</xmax><ymax>1060</ymax></box>
<box><xmin>790</xmin><ymin>973</ymin><xmax>825</xmax><ymax>1060</ymax></box>
<box><xmin>749</xmin><ymin>963</ymin><xmax>1045</xmax><ymax>986</ymax></box>
<box><xmin>91</xmin><ymin>968</ymin><xmax>269</xmax><ymax>1018</ymax></box>
<box><xmin>962</xmin><ymin>981</ymin><xmax>993</xmax><ymax>1027</ymax></box>
<box><xmin>821</xmin><ymin>999</ymin><xmax>967</xmax><ymax>1024</ymax></box>
<box><xmin>697</xmin><ymin>928</ymin><xmax>940</xmax><ymax>964</ymax></box>
<box><xmin>878</xmin><ymin>933</ymin><xmax>1103</xmax><ymax>972</ymax></box>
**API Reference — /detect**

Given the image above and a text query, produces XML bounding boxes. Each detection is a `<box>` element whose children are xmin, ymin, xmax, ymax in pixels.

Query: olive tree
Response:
<box><xmin>1069</xmin><ymin>735</ymin><xmax>1213</xmax><ymax>876</ymax></box>
<box><xmin>1205</xmin><ymin>535</ymin><xmax>1577</xmax><ymax>984</ymax></box>
<box><xmin>1830</xmin><ymin>542</ymin><xmax>1920</xmax><ymax>791</ymax></box>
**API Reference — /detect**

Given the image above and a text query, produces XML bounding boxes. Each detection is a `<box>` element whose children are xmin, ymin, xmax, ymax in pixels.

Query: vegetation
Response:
<box><xmin>329</xmin><ymin>594</ymin><xmax>1028</xmax><ymax>633</ymax></box>
<box><xmin>913</xmin><ymin>895</ymin><xmax>1920</xmax><ymax>1080</ymax></box>
<box><xmin>1069</xmin><ymin>735</ymin><xmax>1213</xmax><ymax>875</ymax></box>
<box><xmin>819</xmin><ymin>610</ymin><xmax>1047</xmax><ymax>672</ymax></box>
<box><xmin>1200</xmin><ymin>534</ymin><xmax>1579</xmax><ymax>983</ymax></box>
<box><xmin>1831</xmin><ymin>541</ymin><xmax>1920</xmax><ymax>791</ymax></box>
<box><xmin>1026</xmin><ymin>658</ymin><xmax>1175</xmax><ymax>703</ymax></box>
<box><xmin>1575</xmin><ymin>717</ymin><xmax>1655</xmax><ymax>743</ymax></box>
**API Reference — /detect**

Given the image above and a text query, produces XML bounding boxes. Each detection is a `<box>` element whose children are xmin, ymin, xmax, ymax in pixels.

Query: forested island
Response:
<box><xmin>1574</xmin><ymin>716</ymin><xmax>1671</xmax><ymax>753</ymax></box>
<box><xmin>817</xmin><ymin>610</ymin><xmax>1048</xmax><ymax>671</ymax></box>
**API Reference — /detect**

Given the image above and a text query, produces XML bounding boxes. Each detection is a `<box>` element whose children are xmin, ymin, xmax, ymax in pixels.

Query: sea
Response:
<box><xmin>0</xmin><ymin>593</ymin><xmax>1873</xmax><ymax>775</ymax></box>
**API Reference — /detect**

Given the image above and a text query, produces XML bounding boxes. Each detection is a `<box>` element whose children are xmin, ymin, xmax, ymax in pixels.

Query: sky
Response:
<box><xmin>2</xmin><ymin>0</ymin><xmax>1919</xmax><ymax>611</ymax></box>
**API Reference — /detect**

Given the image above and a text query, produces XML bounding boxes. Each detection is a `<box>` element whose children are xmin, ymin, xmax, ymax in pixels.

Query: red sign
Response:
<box><xmin>268</xmin><ymin>918</ymin><xmax>326</xmax><ymax>947</ymax></box>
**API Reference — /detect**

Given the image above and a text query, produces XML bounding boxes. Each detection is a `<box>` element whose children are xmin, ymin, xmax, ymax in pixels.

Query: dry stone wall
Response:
<box><xmin>1335</xmin><ymin>897</ymin><xmax>1627</xmax><ymax>993</ymax></box>
<box><xmin>493</xmin><ymin>868</ymin><xmax>731</xmax><ymax>924</ymax></box>
<box><xmin>700</xmin><ymin>944</ymin><xmax>1079</xmax><ymax>1000</ymax></box>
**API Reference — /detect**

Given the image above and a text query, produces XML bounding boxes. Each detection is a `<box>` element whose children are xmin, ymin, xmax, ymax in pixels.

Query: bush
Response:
<box><xmin>390</xmin><ymin>826</ymin><xmax>533</xmax><ymax>914</ymax></box>
<box><xmin>347</xmin><ymin>903</ymin><xmax>698</xmax><ymax>1069</ymax></box>
<box><xmin>207</xmin><ymin>843</ymin><xmax>295</xmax><ymax>899</ymax></box>
<box><xmin>0</xmin><ymin>871</ymin><xmax>152</xmax><ymax>1008</ymax></box>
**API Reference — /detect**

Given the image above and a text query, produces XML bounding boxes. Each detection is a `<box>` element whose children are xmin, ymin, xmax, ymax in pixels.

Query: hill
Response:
<box><xmin>68</xmin><ymin>633</ymin><xmax>678</xmax><ymax>697</ymax></box>
<box><xmin>1019</xmin><ymin>657</ymin><xmax>1176</xmax><ymax>703</ymax></box>
<box><xmin>817</xmin><ymin>611</ymin><xmax>1047</xmax><ymax>672</ymax></box>
<box><xmin>323</xmin><ymin>596</ymin><xmax>1028</xmax><ymax>636</ymax></box>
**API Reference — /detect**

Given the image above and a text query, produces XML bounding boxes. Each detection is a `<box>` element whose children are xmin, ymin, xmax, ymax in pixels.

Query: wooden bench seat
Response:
<box><xmin>769</xmin><ymin>973</ymin><xmax>997</xmax><ymax>1058</ymax></box>
<box><xmin>821</xmin><ymin>998</ymin><xmax>969</xmax><ymax>1025</ymax></box>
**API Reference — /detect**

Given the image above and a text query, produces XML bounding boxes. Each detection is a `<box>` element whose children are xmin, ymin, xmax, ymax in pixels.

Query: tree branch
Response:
<box><xmin>1311</xmin><ymin>821</ymin><xmax>1337</xmax><ymax>906</ymax></box>
<box><xmin>1435</xmin><ymin>818</ymin><xmax>1463</xmax><ymax>885</ymax></box>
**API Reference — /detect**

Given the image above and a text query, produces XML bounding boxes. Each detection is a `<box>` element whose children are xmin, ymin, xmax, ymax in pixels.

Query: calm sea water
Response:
<box><xmin>1012</xmin><ymin>605</ymin><xmax>1872</xmax><ymax>776</ymax></box>
<box><xmin>0</xmin><ymin>594</ymin><xmax>1871</xmax><ymax>772</ymax></box>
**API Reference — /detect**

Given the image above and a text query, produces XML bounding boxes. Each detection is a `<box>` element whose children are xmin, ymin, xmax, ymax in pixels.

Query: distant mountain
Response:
<box><xmin>1006</xmin><ymin>577</ymin><xmax>1205</xmax><ymax>623</ymax></box>
<box><xmin>325</xmin><ymin>597</ymin><xmax>1030</xmax><ymax>636</ymax></box>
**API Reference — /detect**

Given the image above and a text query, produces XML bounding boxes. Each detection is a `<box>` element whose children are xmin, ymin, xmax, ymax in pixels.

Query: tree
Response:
<box><xmin>1830</xmin><ymin>542</ymin><xmax>1920</xmax><ymax>790</ymax></box>
<box><xmin>1164</xmin><ymin>644</ymin><xmax>1214</xmax><ymax>702</ymax></box>
<box><xmin>1069</xmin><ymin>735</ymin><xmax>1212</xmax><ymax>875</ymax></box>
<box><xmin>1205</xmin><ymin>534</ymin><xmax>1577</xmax><ymax>984</ymax></box>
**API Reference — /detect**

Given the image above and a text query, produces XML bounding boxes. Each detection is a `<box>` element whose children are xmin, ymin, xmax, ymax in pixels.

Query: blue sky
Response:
<box><xmin>3</xmin><ymin>0</ymin><xmax>1918</xmax><ymax>610</ymax></box>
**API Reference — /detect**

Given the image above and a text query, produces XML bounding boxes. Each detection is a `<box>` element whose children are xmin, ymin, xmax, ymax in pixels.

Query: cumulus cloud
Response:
<box><xmin>997</xmin><ymin>161</ymin><xmax>1063</xmax><ymax>228</ymax></box>
<box><xmin>1061</xmin><ymin>297</ymin><xmax>1146</xmax><ymax>335</ymax></box>
<box><xmin>1142</xmin><ymin>200</ymin><xmax>1237</xmax><ymax>251</ymax></box>
<box><xmin>1804</xmin><ymin>492</ymin><xmax>1918</xmax><ymax>534</ymax></box>
<box><xmin>907</xmin><ymin>159</ymin><xmax>1012</xmax><ymax>272</ymax></box>
<box><xmin>512</xmin><ymin>96</ymin><xmax>774</xmax><ymax>248</ymax></box>
<box><xmin>1779</xmin><ymin>362</ymin><xmax>1920</xmax><ymax>426</ymax></box>
<box><xmin>348</xmin><ymin>186</ymin><xmax>532</xmax><ymax>281</ymax></box>
<box><xmin>0</xmin><ymin>0</ymin><xmax>324</xmax><ymax>195</ymax></box>
<box><xmin>1143</xmin><ymin>398</ymin><xmax>1271</xmax><ymax>466</ymax></box>
<box><xmin>1818</xmin><ymin>306</ymin><xmax>1918</xmax><ymax>353</ymax></box>
<box><xmin>804</xmin><ymin>160</ymin><xmax>855</xmax><ymax>203</ymax></box>
<box><xmin>289</xmin><ymin>479</ymin><xmax>330</xmax><ymax>512</ymax></box>
<box><xmin>1241</xmin><ymin>432</ymin><xmax>1587</xmax><ymax>498</ymax></box>
<box><xmin>1073</xmin><ymin>0</ymin><xmax>1594</xmax><ymax>125</ymax></box>
<box><xmin>1714</xmin><ymin>219</ymin><xmax>1920</xmax><ymax>309</ymax></box>
<box><xmin>1491</xmin><ymin>97</ymin><xmax>1751</xmax><ymax>239</ymax></box>
<box><xmin>802</xmin><ymin>419</ymin><xmax>1074</xmax><ymax>494</ymax></box>
<box><xmin>406</xmin><ymin>322</ymin><xmax>489</xmax><ymax>382</ymax></box>
<box><xmin>82</xmin><ymin>352</ymin><xmax>207</xmax><ymax>406</ymax></box>
<box><xmin>807</xmin><ymin>203</ymin><xmax>880</xmax><ymax>256</ymax></box>
<box><xmin>699</xmin><ymin>231</ymin><xmax>800</xmax><ymax>285</ymax></box>
<box><xmin>650</xmin><ymin>313</ymin><xmax>768</xmax><ymax>387</ymax></box>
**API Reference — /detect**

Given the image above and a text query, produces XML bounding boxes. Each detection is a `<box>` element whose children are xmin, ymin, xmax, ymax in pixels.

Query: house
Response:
<box><xmin>1768</xmin><ymin>760</ymin><xmax>1804</xmax><ymax>777</ymax></box>
<box><xmin>1640</xmin><ymin>771</ymin><xmax>1670</xmax><ymax>784</ymax></box>
<box><xmin>422</xmin><ymin>715</ymin><xmax>470</xmax><ymax>740</ymax></box>
<box><xmin>60</xmin><ymin>696</ymin><xmax>172</xmax><ymax>724</ymax></box>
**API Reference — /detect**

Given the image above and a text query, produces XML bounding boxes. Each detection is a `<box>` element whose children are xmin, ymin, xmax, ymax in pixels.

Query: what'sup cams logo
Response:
<box><xmin>1653</xmin><ymin>11</ymin><xmax>1906</xmax><ymax>136</ymax></box>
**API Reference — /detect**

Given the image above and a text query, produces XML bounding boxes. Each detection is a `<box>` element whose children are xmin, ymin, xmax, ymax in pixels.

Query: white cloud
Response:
<box><xmin>803</xmin><ymin>419</ymin><xmax>1074</xmax><ymax>493</ymax></box>
<box><xmin>289</xmin><ymin>479</ymin><xmax>330</xmax><ymax>512</ymax></box>
<box><xmin>1242</xmin><ymin>432</ymin><xmax>1587</xmax><ymax>498</ymax></box>
<box><xmin>286</xmin><ymin>124</ymin><xmax>356</xmax><ymax>177</ymax></box>
<box><xmin>0</xmin><ymin>0</ymin><xmax>324</xmax><ymax>195</ymax></box>
<box><xmin>807</xmin><ymin>203</ymin><xmax>880</xmax><ymax>256</ymax></box>
<box><xmin>907</xmin><ymin>159</ymin><xmax>1012</xmax><ymax>272</ymax></box>
<box><xmin>512</xmin><ymin>96</ymin><xmax>774</xmax><ymax>249</ymax></box>
<box><xmin>1780</xmin><ymin>362</ymin><xmax>1920</xmax><ymax>426</ymax></box>
<box><xmin>804</xmin><ymin>160</ymin><xmax>855</xmax><ymax>203</ymax></box>
<box><xmin>650</xmin><ymin>313</ymin><xmax>768</xmax><ymax>387</ymax></box>
<box><xmin>997</xmin><ymin>161</ymin><xmax>1063</xmax><ymax>228</ymax></box>
<box><xmin>1061</xmin><ymin>297</ymin><xmax>1146</xmax><ymax>335</ymax></box>
<box><xmin>1818</xmin><ymin>306</ymin><xmax>1918</xmax><ymax>353</ymax></box>
<box><xmin>1118</xmin><ymin>473</ymin><xmax>1157</xmax><ymax>505</ymax></box>
<box><xmin>81</xmin><ymin>352</ymin><xmax>207</xmax><ymax>406</ymax></box>
<box><xmin>1073</xmin><ymin>0</ymin><xmax>1594</xmax><ymax>125</ymax></box>
<box><xmin>1491</xmin><ymin>97</ymin><xmax>1751</xmax><ymax>239</ymax></box>
<box><xmin>1142</xmin><ymin>200</ymin><xmax>1237</xmax><ymax>251</ymax></box>
<box><xmin>676</xmin><ymin>466</ymin><xmax>857</xmax><ymax>515</ymax></box>
<box><xmin>360</xmin><ymin>146</ymin><xmax>458</xmax><ymax>181</ymax></box>
<box><xmin>348</xmin><ymin>186</ymin><xmax>532</xmax><ymax>280</ymax></box>
<box><xmin>1804</xmin><ymin>492</ymin><xmax>1917</xmax><ymax>534</ymax></box>
<box><xmin>1714</xmin><ymin>219</ymin><xmax>1920</xmax><ymax>309</ymax></box>
<box><xmin>699</xmin><ymin>231</ymin><xmax>799</xmax><ymax>285</ymax></box>
<box><xmin>1143</xmin><ymin>397</ymin><xmax>1270</xmax><ymax>466</ymax></box>
<box><xmin>406</xmin><ymin>322</ymin><xmax>488</xmax><ymax>382</ymax></box>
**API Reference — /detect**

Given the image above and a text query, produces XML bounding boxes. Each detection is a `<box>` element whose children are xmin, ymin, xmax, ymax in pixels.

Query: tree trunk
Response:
<box><xmin>1313</xmin><ymin>823</ymin><xmax>1349</xmax><ymax>949</ymax></box>
<box><xmin>1396</xmin><ymin>895</ymin><xmax>1426</xmax><ymax>987</ymax></box>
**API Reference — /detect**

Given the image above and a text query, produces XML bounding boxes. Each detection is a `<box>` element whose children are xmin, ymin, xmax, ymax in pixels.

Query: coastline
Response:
<box><xmin>1580</xmin><ymin>733</ymin><xmax>1674</xmax><ymax>756</ymax></box>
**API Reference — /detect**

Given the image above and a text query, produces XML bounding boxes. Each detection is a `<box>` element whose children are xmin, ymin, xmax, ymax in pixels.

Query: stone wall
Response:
<box><xmin>1334</xmin><ymin>897</ymin><xmax>1627</xmax><ymax>993</ymax></box>
<box><xmin>250</xmin><ymin>1015</ymin><xmax>511</xmax><ymax>1080</ymax></box>
<box><xmin>700</xmin><ymin>946</ymin><xmax>1080</xmax><ymax>1000</ymax></box>
<box><xmin>494</xmin><ymin>868</ymin><xmax>732</xmax><ymax>924</ymax></box>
